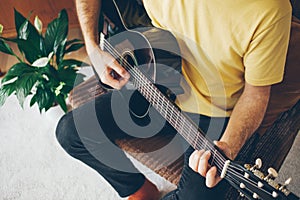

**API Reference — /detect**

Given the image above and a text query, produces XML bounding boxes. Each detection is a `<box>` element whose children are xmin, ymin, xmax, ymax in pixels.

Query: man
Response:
<box><xmin>56</xmin><ymin>0</ymin><xmax>292</xmax><ymax>199</ymax></box>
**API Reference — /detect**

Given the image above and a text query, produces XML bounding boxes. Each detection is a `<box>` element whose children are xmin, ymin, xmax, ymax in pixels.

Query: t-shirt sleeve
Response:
<box><xmin>244</xmin><ymin>12</ymin><xmax>292</xmax><ymax>86</ymax></box>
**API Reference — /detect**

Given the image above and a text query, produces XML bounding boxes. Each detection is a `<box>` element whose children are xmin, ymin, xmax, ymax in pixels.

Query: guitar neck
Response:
<box><xmin>129</xmin><ymin>66</ymin><xmax>227</xmax><ymax>171</ymax></box>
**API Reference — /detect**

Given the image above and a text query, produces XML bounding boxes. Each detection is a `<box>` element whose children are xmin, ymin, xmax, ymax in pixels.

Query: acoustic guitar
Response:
<box><xmin>97</xmin><ymin>1</ymin><xmax>300</xmax><ymax>199</ymax></box>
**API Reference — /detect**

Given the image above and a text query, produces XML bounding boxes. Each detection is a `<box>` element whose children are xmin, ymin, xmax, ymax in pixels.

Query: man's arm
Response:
<box><xmin>189</xmin><ymin>82</ymin><xmax>271</xmax><ymax>188</ymax></box>
<box><xmin>75</xmin><ymin>0</ymin><xmax>129</xmax><ymax>89</ymax></box>
<box><xmin>75</xmin><ymin>0</ymin><xmax>101</xmax><ymax>47</ymax></box>
<box><xmin>220</xmin><ymin>83</ymin><xmax>271</xmax><ymax>158</ymax></box>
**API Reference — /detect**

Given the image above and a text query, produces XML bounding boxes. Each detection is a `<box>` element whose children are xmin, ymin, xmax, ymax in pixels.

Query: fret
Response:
<box><xmin>204</xmin><ymin>140</ymin><xmax>208</xmax><ymax>151</ymax></box>
<box><xmin>211</xmin><ymin>148</ymin><xmax>217</xmax><ymax>166</ymax></box>
<box><xmin>164</xmin><ymin>100</ymin><xmax>171</xmax><ymax>121</ymax></box>
<box><xmin>132</xmin><ymin>66</ymin><xmax>220</xmax><ymax>165</ymax></box>
<box><xmin>193</xmin><ymin>129</ymin><xmax>200</xmax><ymax>150</ymax></box>
<box><xmin>173</xmin><ymin>110</ymin><xmax>180</xmax><ymax>130</ymax></box>
<box><xmin>169</xmin><ymin>105</ymin><xmax>175</xmax><ymax>126</ymax></box>
<box><xmin>160</xmin><ymin>99</ymin><xmax>167</xmax><ymax>119</ymax></box>
<box><xmin>156</xmin><ymin>92</ymin><xmax>163</xmax><ymax>113</ymax></box>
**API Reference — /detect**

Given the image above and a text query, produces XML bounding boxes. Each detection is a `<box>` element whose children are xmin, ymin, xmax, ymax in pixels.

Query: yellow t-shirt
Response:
<box><xmin>143</xmin><ymin>0</ymin><xmax>292</xmax><ymax>117</ymax></box>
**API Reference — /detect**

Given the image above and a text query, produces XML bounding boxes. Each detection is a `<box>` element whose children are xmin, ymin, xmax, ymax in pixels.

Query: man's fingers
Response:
<box><xmin>108</xmin><ymin>60</ymin><xmax>130</xmax><ymax>79</ymax></box>
<box><xmin>205</xmin><ymin>166</ymin><xmax>221</xmax><ymax>188</ymax></box>
<box><xmin>90</xmin><ymin>49</ymin><xmax>130</xmax><ymax>89</ymax></box>
<box><xmin>101</xmin><ymin>67</ymin><xmax>129</xmax><ymax>90</ymax></box>
<box><xmin>189</xmin><ymin>150</ymin><xmax>205</xmax><ymax>172</ymax></box>
<box><xmin>197</xmin><ymin>150</ymin><xmax>211</xmax><ymax>177</ymax></box>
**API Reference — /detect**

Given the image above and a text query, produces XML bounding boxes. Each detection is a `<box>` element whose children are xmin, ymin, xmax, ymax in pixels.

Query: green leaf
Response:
<box><xmin>58</xmin><ymin>59</ymin><xmax>89</xmax><ymax>69</ymax></box>
<box><xmin>17</xmin><ymin>39</ymin><xmax>42</xmax><ymax>63</ymax></box>
<box><xmin>16</xmin><ymin>87</ymin><xmax>26</xmax><ymax>108</ymax></box>
<box><xmin>14</xmin><ymin>9</ymin><xmax>43</xmax><ymax>62</ymax></box>
<box><xmin>0</xmin><ymin>39</ymin><xmax>14</xmax><ymax>55</ymax></box>
<box><xmin>0</xmin><ymin>36</ymin><xmax>18</xmax><ymax>43</ymax></box>
<box><xmin>0</xmin><ymin>88</ymin><xmax>9</xmax><ymax>107</ymax></box>
<box><xmin>57</xmin><ymin>67</ymin><xmax>77</xmax><ymax>86</ymax></box>
<box><xmin>14</xmin><ymin>73</ymin><xmax>39</xmax><ymax>108</ymax></box>
<box><xmin>2</xmin><ymin>63</ymin><xmax>35</xmax><ymax>83</ymax></box>
<box><xmin>30</xmin><ymin>92</ymin><xmax>37</xmax><ymax>107</ymax></box>
<box><xmin>33</xmin><ymin>86</ymin><xmax>54</xmax><ymax>112</ymax></box>
<box><xmin>18</xmin><ymin>73</ymin><xmax>38</xmax><ymax>95</ymax></box>
<box><xmin>19</xmin><ymin>20</ymin><xmax>30</xmax><ymax>40</ymax></box>
<box><xmin>65</xmin><ymin>43</ymin><xmax>84</xmax><ymax>54</ymax></box>
<box><xmin>0</xmin><ymin>83</ymin><xmax>16</xmax><ymax>107</ymax></box>
<box><xmin>66</xmin><ymin>39</ymin><xmax>82</xmax><ymax>46</ymax></box>
<box><xmin>44</xmin><ymin>9</ymin><xmax>68</xmax><ymax>55</ymax></box>
<box><xmin>55</xmin><ymin>38</ymin><xmax>67</xmax><ymax>65</ymax></box>
<box><xmin>55</xmin><ymin>94</ymin><xmax>67</xmax><ymax>113</ymax></box>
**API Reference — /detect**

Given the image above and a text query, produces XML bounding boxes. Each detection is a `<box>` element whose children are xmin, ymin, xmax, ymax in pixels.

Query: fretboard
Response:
<box><xmin>130</xmin><ymin>66</ymin><xmax>226</xmax><ymax>171</ymax></box>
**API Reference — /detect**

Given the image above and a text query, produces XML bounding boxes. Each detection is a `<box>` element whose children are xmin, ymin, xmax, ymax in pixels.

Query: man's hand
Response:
<box><xmin>87</xmin><ymin>43</ymin><xmax>130</xmax><ymax>90</ymax></box>
<box><xmin>75</xmin><ymin>0</ymin><xmax>130</xmax><ymax>90</ymax></box>
<box><xmin>189</xmin><ymin>141</ymin><xmax>233</xmax><ymax>188</ymax></box>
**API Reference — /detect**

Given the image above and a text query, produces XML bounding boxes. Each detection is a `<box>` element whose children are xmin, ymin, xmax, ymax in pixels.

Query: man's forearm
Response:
<box><xmin>75</xmin><ymin>0</ymin><xmax>101</xmax><ymax>46</ymax></box>
<box><xmin>220</xmin><ymin>83</ymin><xmax>271</xmax><ymax>159</ymax></box>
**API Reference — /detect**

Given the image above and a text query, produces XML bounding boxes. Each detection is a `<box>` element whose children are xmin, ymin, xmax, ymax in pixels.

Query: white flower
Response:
<box><xmin>0</xmin><ymin>24</ymin><xmax>3</xmax><ymax>36</ymax></box>
<box><xmin>34</xmin><ymin>16</ymin><xmax>43</xmax><ymax>34</ymax></box>
<box><xmin>32</xmin><ymin>52</ymin><xmax>54</xmax><ymax>68</ymax></box>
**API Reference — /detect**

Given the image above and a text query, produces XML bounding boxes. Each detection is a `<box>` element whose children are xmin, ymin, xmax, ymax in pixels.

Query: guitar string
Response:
<box><xmin>124</xmin><ymin>65</ymin><xmax>278</xmax><ymax>198</ymax></box>
<box><xmin>130</xmin><ymin>65</ymin><xmax>268</xmax><ymax>194</ymax></box>
<box><xmin>102</xmin><ymin>39</ymin><xmax>243</xmax><ymax>172</ymax></box>
<box><xmin>129</xmin><ymin>66</ymin><xmax>245</xmax><ymax>172</ymax></box>
<box><xmin>101</xmin><ymin>39</ymin><xmax>234</xmax><ymax>171</ymax></box>
<box><xmin>226</xmin><ymin>170</ymin><xmax>275</xmax><ymax>198</ymax></box>
<box><xmin>102</xmin><ymin>39</ymin><xmax>273</xmax><ymax>193</ymax></box>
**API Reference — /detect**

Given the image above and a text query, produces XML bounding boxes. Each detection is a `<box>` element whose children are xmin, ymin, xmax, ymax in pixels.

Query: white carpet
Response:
<box><xmin>0</xmin><ymin>96</ymin><xmax>175</xmax><ymax>200</ymax></box>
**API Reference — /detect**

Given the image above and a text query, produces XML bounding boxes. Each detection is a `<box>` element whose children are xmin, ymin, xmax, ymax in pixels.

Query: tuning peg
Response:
<box><xmin>268</xmin><ymin>168</ymin><xmax>278</xmax><ymax>178</ymax></box>
<box><xmin>257</xmin><ymin>181</ymin><xmax>264</xmax><ymax>188</ymax></box>
<box><xmin>272</xmin><ymin>191</ymin><xmax>279</xmax><ymax>198</ymax></box>
<box><xmin>250</xmin><ymin>158</ymin><xmax>262</xmax><ymax>170</ymax></box>
<box><xmin>255</xmin><ymin>158</ymin><xmax>262</xmax><ymax>169</ymax></box>
<box><xmin>264</xmin><ymin>167</ymin><xmax>278</xmax><ymax>181</ymax></box>
<box><xmin>284</xmin><ymin>177</ymin><xmax>292</xmax><ymax>185</ymax></box>
<box><xmin>279</xmin><ymin>177</ymin><xmax>292</xmax><ymax>191</ymax></box>
<box><xmin>253</xmin><ymin>192</ymin><xmax>259</xmax><ymax>199</ymax></box>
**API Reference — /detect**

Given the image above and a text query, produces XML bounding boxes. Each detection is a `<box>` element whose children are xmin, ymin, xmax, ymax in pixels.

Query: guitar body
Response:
<box><xmin>100</xmin><ymin>2</ymin><xmax>183</xmax><ymax>117</ymax></box>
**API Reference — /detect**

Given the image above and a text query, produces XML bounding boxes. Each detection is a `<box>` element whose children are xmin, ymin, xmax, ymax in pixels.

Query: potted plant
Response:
<box><xmin>0</xmin><ymin>9</ymin><xmax>86</xmax><ymax>113</ymax></box>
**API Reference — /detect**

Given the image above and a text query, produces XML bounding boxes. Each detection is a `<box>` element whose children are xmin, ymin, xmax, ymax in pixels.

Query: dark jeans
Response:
<box><xmin>56</xmin><ymin>91</ymin><xmax>230</xmax><ymax>199</ymax></box>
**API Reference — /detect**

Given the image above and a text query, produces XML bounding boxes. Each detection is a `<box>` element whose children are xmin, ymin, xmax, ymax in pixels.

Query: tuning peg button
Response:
<box><xmin>250</xmin><ymin>158</ymin><xmax>263</xmax><ymax>171</ymax></box>
<box><xmin>255</xmin><ymin>158</ymin><xmax>262</xmax><ymax>169</ymax></box>
<box><xmin>258</xmin><ymin>181</ymin><xmax>264</xmax><ymax>188</ymax></box>
<box><xmin>240</xmin><ymin>183</ymin><xmax>246</xmax><ymax>189</ymax></box>
<box><xmin>239</xmin><ymin>192</ymin><xmax>245</xmax><ymax>197</ymax></box>
<box><xmin>279</xmin><ymin>177</ymin><xmax>292</xmax><ymax>191</ymax></box>
<box><xmin>284</xmin><ymin>177</ymin><xmax>292</xmax><ymax>185</ymax></box>
<box><xmin>268</xmin><ymin>168</ymin><xmax>278</xmax><ymax>178</ymax></box>
<box><xmin>264</xmin><ymin>167</ymin><xmax>278</xmax><ymax>181</ymax></box>
<box><xmin>253</xmin><ymin>193</ymin><xmax>259</xmax><ymax>199</ymax></box>
<box><xmin>272</xmin><ymin>191</ymin><xmax>279</xmax><ymax>198</ymax></box>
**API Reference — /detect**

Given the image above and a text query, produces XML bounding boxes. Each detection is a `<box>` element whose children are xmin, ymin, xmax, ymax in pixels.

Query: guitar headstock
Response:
<box><xmin>227</xmin><ymin>158</ymin><xmax>299</xmax><ymax>200</ymax></box>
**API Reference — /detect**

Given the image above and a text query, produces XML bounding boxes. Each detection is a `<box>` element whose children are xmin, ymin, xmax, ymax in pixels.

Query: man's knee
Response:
<box><xmin>55</xmin><ymin>112</ymin><xmax>77</xmax><ymax>154</ymax></box>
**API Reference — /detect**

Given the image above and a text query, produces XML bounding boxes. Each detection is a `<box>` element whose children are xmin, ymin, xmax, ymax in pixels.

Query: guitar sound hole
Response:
<box><xmin>121</xmin><ymin>53</ymin><xmax>151</xmax><ymax>120</ymax></box>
